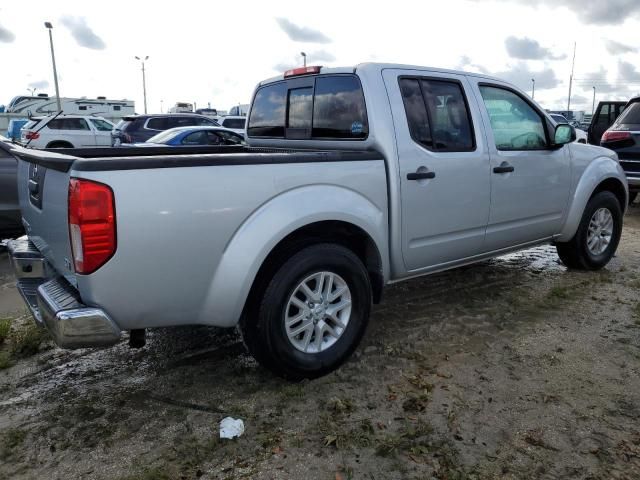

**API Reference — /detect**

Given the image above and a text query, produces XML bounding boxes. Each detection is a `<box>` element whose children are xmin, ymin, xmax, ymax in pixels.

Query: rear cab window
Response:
<box><xmin>399</xmin><ymin>77</ymin><xmax>475</xmax><ymax>152</ymax></box>
<box><xmin>247</xmin><ymin>74</ymin><xmax>368</xmax><ymax>140</ymax></box>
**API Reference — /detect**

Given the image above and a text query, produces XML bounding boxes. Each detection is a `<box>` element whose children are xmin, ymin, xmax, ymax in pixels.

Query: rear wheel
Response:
<box><xmin>241</xmin><ymin>243</ymin><xmax>372</xmax><ymax>380</ymax></box>
<box><xmin>556</xmin><ymin>191</ymin><xmax>622</xmax><ymax>270</ymax></box>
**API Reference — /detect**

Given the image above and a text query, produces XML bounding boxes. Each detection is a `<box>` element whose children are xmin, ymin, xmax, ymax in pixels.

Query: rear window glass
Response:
<box><xmin>23</xmin><ymin>120</ymin><xmax>39</xmax><ymax>130</ymax></box>
<box><xmin>222</xmin><ymin>118</ymin><xmax>246</xmax><ymax>129</ymax></box>
<box><xmin>248</xmin><ymin>82</ymin><xmax>287</xmax><ymax>137</ymax></box>
<box><xmin>247</xmin><ymin>75</ymin><xmax>368</xmax><ymax>140</ymax></box>
<box><xmin>312</xmin><ymin>76</ymin><xmax>368</xmax><ymax>139</ymax></box>
<box><xmin>616</xmin><ymin>102</ymin><xmax>640</xmax><ymax>125</ymax></box>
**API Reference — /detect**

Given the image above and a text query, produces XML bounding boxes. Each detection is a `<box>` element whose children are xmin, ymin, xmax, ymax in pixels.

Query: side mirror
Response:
<box><xmin>554</xmin><ymin>124</ymin><xmax>576</xmax><ymax>147</ymax></box>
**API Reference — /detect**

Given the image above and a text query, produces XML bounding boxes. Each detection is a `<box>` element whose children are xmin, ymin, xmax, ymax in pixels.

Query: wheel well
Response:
<box><xmin>243</xmin><ymin>221</ymin><xmax>384</xmax><ymax>319</ymax></box>
<box><xmin>592</xmin><ymin>178</ymin><xmax>627</xmax><ymax>209</ymax></box>
<box><xmin>46</xmin><ymin>140</ymin><xmax>73</xmax><ymax>148</ymax></box>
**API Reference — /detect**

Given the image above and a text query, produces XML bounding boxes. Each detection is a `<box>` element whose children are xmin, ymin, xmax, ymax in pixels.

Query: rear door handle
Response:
<box><xmin>407</xmin><ymin>170</ymin><xmax>436</xmax><ymax>180</ymax></box>
<box><xmin>493</xmin><ymin>162</ymin><xmax>514</xmax><ymax>174</ymax></box>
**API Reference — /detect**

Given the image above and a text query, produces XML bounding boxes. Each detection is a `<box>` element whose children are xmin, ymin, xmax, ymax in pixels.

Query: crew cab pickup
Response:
<box><xmin>7</xmin><ymin>63</ymin><xmax>628</xmax><ymax>380</ymax></box>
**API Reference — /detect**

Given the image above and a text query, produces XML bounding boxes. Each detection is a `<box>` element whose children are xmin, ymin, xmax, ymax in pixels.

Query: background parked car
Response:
<box><xmin>111</xmin><ymin>114</ymin><xmax>220</xmax><ymax>146</ymax></box>
<box><xmin>20</xmin><ymin>115</ymin><xmax>115</xmax><ymax>148</ymax></box>
<box><xmin>588</xmin><ymin>100</ymin><xmax>627</xmax><ymax>145</ymax></box>
<box><xmin>217</xmin><ymin>116</ymin><xmax>246</xmax><ymax>136</ymax></box>
<box><xmin>549</xmin><ymin>114</ymin><xmax>587</xmax><ymax>143</ymax></box>
<box><xmin>600</xmin><ymin>96</ymin><xmax>640</xmax><ymax>204</ymax></box>
<box><xmin>0</xmin><ymin>137</ymin><xmax>22</xmax><ymax>238</ymax></box>
<box><xmin>133</xmin><ymin>126</ymin><xmax>246</xmax><ymax>146</ymax></box>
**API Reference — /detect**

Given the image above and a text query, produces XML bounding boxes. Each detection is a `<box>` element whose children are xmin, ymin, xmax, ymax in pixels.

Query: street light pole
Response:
<box><xmin>592</xmin><ymin>86</ymin><xmax>596</xmax><ymax>116</ymax></box>
<box><xmin>135</xmin><ymin>56</ymin><xmax>149</xmax><ymax>114</ymax></box>
<box><xmin>44</xmin><ymin>22</ymin><xmax>62</xmax><ymax>112</ymax></box>
<box><xmin>27</xmin><ymin>87</ymin><xmax>36</xmax><ymax>97</ymax></box>
<box><xmin>301</xmin><ymin>51</ymin><xmax>307</xmax><ymax>67</ymax></box>
<box><xmin>567</xmin><ymin>42</ymin><xmax>576</xmax><ymax>118</ymax></box>
<box><xmin>531</xmin><ymin>78</ymin><xmax>535</xmax><ymax>100</ymax></box>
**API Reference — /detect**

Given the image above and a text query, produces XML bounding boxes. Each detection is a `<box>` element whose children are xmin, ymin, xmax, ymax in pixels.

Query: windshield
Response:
<box><xmin>550</xmin><ymin>114</ymin><xmax>568</xmax><ymax>124</ymax></box>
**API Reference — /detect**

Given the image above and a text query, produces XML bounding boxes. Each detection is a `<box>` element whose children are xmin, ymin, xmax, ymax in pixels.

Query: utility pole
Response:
<box><xmin>567</xmin><ymin>42</ymin><xmax>576</xmax><ymax>119</ymax></box>
<box><xmin>44</xmin><ymin>22</ymin><xmax>62</xmax><ymax>112</ymax></box>
<box><xmin>135</xmin><ymin>56</ymin><xmax>149</xmax><ymax>114</ymax></box>
<box><xmin>592</xmin><ymin>86</ymin><xmax>596</xmax><ymax>116</ymax></box>
<box><xmin>531</xmin><ymin>78</ymin><xmax>535</xmax><ymax>100</ymax></box>
<box><xmin>27</xmin><ymin>87</ymin><xmax>37</xmax><ymax>96</ymax></box>
<box><xmin>301</xmin><ymin>51</ymin><xmax>307</xmax><ymax>67</ymax></box>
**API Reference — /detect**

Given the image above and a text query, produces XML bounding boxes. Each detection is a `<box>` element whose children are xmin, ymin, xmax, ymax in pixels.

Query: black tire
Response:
<box><xmin>241</xmin><ymin>243</ymin><xmax>372</xmax><ymax>380</ymax></box>
<box><xmin>46</xmin><ymin>141</ymin><xmax>74</xmax><ymax>149</ymax></box>
<box><xmin>556</xmin><ymin>191</ymin><xmax>622</xmax><ymax>270</ymax></box>
<box><xmin>629</xmin><ymin>192</ymin><xmax>638</xmax><ymax>205</ymax></box>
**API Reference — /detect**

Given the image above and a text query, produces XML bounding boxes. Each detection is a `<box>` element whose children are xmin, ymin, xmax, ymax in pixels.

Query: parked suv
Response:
<box><xmin>588</xmin><ymin>101</ymin><xmax>627</xmax><ymax>145</ymax></box>
<box><xmin>217</xmin><ymin>116</ymin><xmax>246</xmax><ymax>136</ymax></box>
<box><xmin>111</xmin><ymin>114</ymin><xmax>220</xmax><ymax>146</ymax></box>
<box><xmin>600</xmin><ymin>96</ymin><xmax>640</xmax><ymax>203</ymax></box>
<box><xmin>20</xmin><ymin>115</ymin><xmax>115</xmax><ymax>149</ymax></box>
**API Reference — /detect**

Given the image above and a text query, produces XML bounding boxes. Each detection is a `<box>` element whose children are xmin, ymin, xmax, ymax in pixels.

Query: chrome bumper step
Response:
<box><xmin>8</xmin><ymin>236</ymin><xmax>121</xmax><ymax>349</ymax></box>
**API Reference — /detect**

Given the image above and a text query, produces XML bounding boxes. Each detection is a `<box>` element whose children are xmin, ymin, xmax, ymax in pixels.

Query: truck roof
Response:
<box><xmin>259</xmin><ymin>62</ymin><xmax>506</xmax><ymax>86</ymax></box>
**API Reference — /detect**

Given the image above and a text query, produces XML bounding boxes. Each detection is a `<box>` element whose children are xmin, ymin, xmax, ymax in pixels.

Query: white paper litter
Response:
<box><xmin>219</xmin><ymin>417</ymin><xmax>244</xmax><ymax>439</ymax></box>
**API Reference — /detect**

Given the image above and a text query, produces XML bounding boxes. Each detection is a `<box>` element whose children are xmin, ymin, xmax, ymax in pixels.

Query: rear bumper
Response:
<box><xmin>8</xmin><ymin>237</ymin><xmax>121</xmax><ymax>349</ymax></box>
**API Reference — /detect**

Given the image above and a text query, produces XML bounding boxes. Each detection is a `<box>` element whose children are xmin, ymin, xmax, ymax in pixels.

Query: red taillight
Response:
<box><xmin>68</xmin><ymin>178</ymin><xmax>116</xmax><ymax>274</ymax></box>
<box><xmin>284</xmin><ymin>66</ymin><xmax>322</xmax><ymax>78</ymax></box>
<box><xmin>25</xmin><ymin>131</ymin><xmax>39</xmax><ymax>140</ymax></box>
<box><xmin>601</xmin><ymin>130</ymin><xmax>631</xmax><ymax>143</ymax></box>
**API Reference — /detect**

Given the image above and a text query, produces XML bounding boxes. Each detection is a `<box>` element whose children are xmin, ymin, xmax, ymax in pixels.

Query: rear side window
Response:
<box><xmin>146</xmin><ymin>118</ymin><xmax>168</xmax><ymax>130</ymax></box>
<box><xmin>615</xmin><ymin>102</ymin><xmax>640</xmax><ymax>126</ymax></box>
<box><xmin>222</xmin><ymin>118</ymin><xmax>246</xmax><ymax>129</ymax></box>
<box><xmin>247</xmin><ymin>75</ymin><xmax>368</xmax><ymax>140</ymax></box>
<box><xmin>399</xmin><ymin>77</ymin><xmax>474</xmax><ymax>152</ymax></box>
<box><xmin>47</xmin><ymin>118</ymin><xmax>90</xmax><ymax>130</ymax></box>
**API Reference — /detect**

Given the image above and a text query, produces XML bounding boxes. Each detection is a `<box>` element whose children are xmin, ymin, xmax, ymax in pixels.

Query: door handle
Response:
<box><xmin>28</xmin><ymin>179</ymin><xmax>39</xmax><ymax>195</ymax></box>
<box><xmin>493</xmin><ymin>162</ymin><xmax>514</xmax><ymax>174</ymax></box>
<box><xmin>407</xmin><ymin>170</ymin><xmax>436</xmax><ymax>180</ymax></box>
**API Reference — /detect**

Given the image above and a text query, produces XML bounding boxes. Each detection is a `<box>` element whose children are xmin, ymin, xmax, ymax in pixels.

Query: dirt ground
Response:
<box><xmin>1</xmin><ymin>208</ymin><xmax>639</xmax><ymax>480</ymax></box>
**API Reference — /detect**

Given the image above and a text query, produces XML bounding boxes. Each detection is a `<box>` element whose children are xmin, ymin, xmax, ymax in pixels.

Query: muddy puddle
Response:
<box><xmin>1</xmin><ymin>210</ymin><xmax>639</xmax><ymax>479</ymax></box>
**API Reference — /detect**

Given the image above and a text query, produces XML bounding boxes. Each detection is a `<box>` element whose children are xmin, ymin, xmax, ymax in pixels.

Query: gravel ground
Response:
<box><xmin>0</xmin><ymin>206</ymin><xmax>639</xmax><ymax>480</ymax></box>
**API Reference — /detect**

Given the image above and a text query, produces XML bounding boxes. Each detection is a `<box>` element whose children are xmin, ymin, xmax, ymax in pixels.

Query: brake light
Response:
<box><xmin>284</xmin><ymin>66</ymin><xmax>322</xmax><ymax>77</ymax></box>
<box><xmin>25</xmin><ymin>131</ymin><xmax>39</xmax><ymax>140</ymax></box>
<box><xmin>68</xmin><ymin>179</ymin><xmax>116</xmax><ymax>274</ymax></box>
<box><xmin>601</xmin><ymin>130</ymin><xmax>631</xmax><ymax>143</ymax></box>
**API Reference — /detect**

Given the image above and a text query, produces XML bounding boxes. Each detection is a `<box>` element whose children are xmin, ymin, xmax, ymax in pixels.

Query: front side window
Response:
<box><xmin>399</xmin><ymin>78</ymin><xmax>474</xmax><ymax>152</ymax></box>
<box><xmin>479</xmin><ymin>86</ymin><xmax>548</xmax><ymax>151</ymax></box>
<box><xmin>90</xmin><ymin>119</ymin><xmax>114</xmax><ymax>131</ymax></box>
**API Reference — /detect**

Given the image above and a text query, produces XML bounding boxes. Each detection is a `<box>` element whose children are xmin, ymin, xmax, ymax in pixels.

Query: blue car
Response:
<box><xmin>137</xmin><ymin>126</ymin><xmax>246</xmax><ymax>147</ymax></box>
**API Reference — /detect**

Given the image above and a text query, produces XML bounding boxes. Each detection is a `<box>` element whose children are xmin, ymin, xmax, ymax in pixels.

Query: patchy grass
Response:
<box><xmin>0</xmin><ymin>428</ymin><xmax>27</xmax><ymax>460</ymax></box>
<box><xmin>0</xmin><ymin>318</ymin><xmax>11</xmax><ymax>343</ymax></box>
<box><xmin>0</xmin><ymin>351</ymin><xmax>12</xmax><ymax>370</ymax></box>
<box><xmin>10</xmin><ymin>322</ymin><xmax>48</xmax><ymax>358</ymax></box>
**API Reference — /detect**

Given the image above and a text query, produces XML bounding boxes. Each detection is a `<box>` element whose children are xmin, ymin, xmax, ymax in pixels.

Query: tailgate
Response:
<box><xmin>12</xmin><ymin>147</ymin><xmax>77</xmax><ymax>286</ymax></box>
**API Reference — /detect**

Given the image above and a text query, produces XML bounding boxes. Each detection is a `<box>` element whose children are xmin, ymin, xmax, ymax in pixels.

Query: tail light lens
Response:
<box><xmin>68</xmin><ymin>178</ymin><xmax>116</xmax><ymax>274</ymax></box>
<box><xmin>25</xmin><ymin>131</ymin><xmax>39</xmax><ymax>140</ymax></box>
<box><xmin>601</xmin><ymin>130</ymin><xmax>631</xmax><ymax>143</ymax></box>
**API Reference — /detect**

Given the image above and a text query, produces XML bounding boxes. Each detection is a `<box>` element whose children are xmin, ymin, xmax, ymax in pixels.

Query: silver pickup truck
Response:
<box><xmin>7</xmin><ymin>63</ymin><xmax>628</xmax><ymax>379</ymax></box>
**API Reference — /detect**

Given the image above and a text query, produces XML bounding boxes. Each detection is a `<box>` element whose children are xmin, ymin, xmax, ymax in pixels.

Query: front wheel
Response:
<box><xmin>556</xmin><ymin>191</ymin><xmax>622</xmax><ymax>270</ymax></box>
<box><xmin>241</xmin><ymin>243</ymin><xmax>372</xmax><ymax>380</ymax></box>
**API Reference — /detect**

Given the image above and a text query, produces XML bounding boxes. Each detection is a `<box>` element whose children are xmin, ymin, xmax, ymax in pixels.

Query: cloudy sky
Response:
<box><xmin>1</xmin><ymin>0</ymin><xmax>639</xmax><ymax>115</ymax></box>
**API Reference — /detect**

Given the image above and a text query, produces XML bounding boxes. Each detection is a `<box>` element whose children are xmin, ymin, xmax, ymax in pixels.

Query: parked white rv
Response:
<box><xmin>168</xmin><ymin>102</ymin><xmax>194</xmax><ymax>113</ymax></box>
<box><xmin>4</xmin><ymin>94</ymin><xmax>135</xmax><ymax>118</ymax></box>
